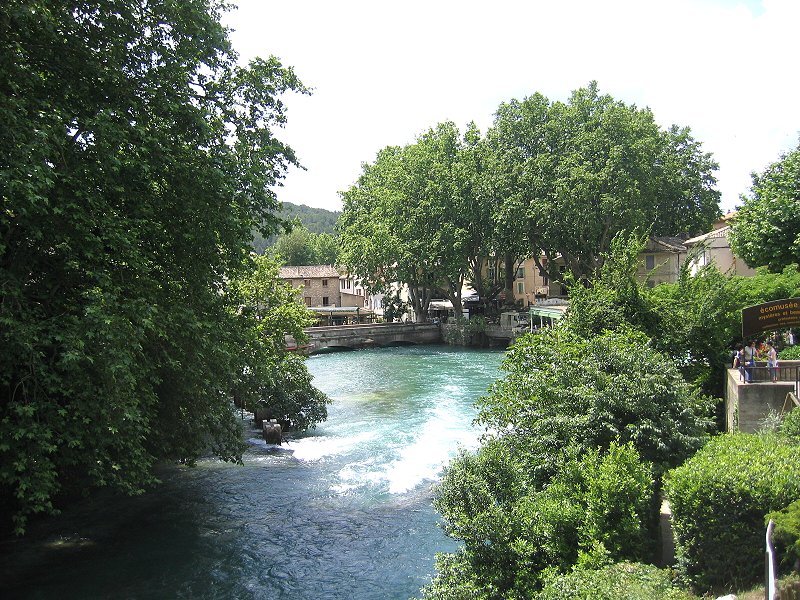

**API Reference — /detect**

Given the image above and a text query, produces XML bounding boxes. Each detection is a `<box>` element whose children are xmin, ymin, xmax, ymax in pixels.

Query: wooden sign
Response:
<box><xmin>741</xmin><ymin>298</ymin><xmax>800</xmax><ymax>339</ymax></box>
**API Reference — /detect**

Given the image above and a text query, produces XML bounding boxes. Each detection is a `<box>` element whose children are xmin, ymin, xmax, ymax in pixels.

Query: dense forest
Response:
<box><xmin>253</xmin><ymin>201</ymin><xmax>340</xmax><ymax>253</ymax></box>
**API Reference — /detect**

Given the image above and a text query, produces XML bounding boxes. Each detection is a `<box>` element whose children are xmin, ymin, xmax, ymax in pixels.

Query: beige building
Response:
<box><xmin>279</xmin><ymin>265</ymin><xmax>342</xmax><ymax>308</ymax></box>
<box><xmin>637</xmin><ymin>236</ymin><xmax>688</xmax><ymax>287</ymax></box>
<box><xmin>278</xmin><ymin>265</ymin><xmax>371</xmax><ymax>309</ymax></box>
<box><xmin>685</xmin><ymin>224</ymin><xmax>757</xmax><ymax>277</ymax></box>
<box><xmin>510</xmin><ymin>256</ymin><xmax>567</xmax><ymax>306</ymax></box>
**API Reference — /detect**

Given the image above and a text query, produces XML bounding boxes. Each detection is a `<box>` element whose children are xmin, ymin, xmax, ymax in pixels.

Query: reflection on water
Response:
<box><xmin>0</xmin><ymin>345</ymin><xmax>504</xmax><ymax>599</ymax></box>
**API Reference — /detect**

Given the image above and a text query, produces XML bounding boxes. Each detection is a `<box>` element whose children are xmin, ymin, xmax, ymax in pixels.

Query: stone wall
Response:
<box><xmin>725</xmin><ymin>367</ymin><xmax>797</xmax><ymax>433</ymax></box>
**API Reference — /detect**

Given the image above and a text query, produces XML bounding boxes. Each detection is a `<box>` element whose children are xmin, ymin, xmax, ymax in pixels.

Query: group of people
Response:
<box><xmin>733</xmin><ymin>339</ymin><xmax>779</xmax><ymax>383</ymax></box>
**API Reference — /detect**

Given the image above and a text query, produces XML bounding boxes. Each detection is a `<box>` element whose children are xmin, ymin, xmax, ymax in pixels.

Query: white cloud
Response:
<box><xmin>224</xmin><ymin>0</ymin><xmax>800</xmax><ymax>214</ymax></box>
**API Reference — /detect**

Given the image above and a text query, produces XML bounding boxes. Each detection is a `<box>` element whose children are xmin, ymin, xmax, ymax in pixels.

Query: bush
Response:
<box><xmin>442</xmin><ymin>316</ymin><xmax>487</xmax><ymax>346</ymax></box>
<box><xmin>478</xmin><ymin>326</ymin><xmax>713</xmax><ymax>482</ymax></box>
<box><xmin>767</xmin><ymin>499</ymin><xmax>800</xmax><ymax>571</ymax></box>
<box><xmin>665</xmin><ymin>433</ymin><xmax>800</xmax><ymax>592</ymax></box>
<box><xmin>780</xmin><ymin>407</ymin><xmax>800</xmax><ymax>442</ymax></box>
<box><xmin>779</xmin><ymin>345</ymin><xmax>800</xmax><ymax>360</ymax></box>
<box><xmin>535</xmin><ymin>561</ymin><xmax>698</xmax><ymax>600</ymax></box>
<box><xmin>430</xmin><ymin>441</ymin><xmax>654</xmax><ymax>598</ymax></box>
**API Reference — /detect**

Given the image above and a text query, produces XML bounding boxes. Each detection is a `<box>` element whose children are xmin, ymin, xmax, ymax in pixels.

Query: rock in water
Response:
<box><xmin>263</xmin><ymin>420</ymin><xmax>282</xmax><ymax>445</ymax></box>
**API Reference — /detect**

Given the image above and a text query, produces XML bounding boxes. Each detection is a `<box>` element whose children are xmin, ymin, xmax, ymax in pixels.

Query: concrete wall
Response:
<box><xmin>725</xmin><ymin>367</ymin><xmax>797</xmax><ymax>432</ymax></box>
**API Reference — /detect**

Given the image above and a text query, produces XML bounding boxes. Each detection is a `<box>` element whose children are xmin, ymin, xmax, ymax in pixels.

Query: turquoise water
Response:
<box><xmin>0</xmin><ymin>345</ymin><xmax>504</xmax><ymax>599</ymax></box>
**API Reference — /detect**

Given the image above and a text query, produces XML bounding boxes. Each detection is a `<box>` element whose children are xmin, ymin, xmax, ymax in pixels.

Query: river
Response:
<box><xmin>0</xmin><ymin>345</ymin><xmax>505</xmax><ymax>599</ymax></box>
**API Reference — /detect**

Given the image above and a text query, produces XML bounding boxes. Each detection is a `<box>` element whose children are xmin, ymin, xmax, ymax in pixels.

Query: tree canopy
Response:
<box><xmin>338</xmin><ymin>84</ymin><xmax>720</xmax><ymax>319</ymax></box>
<box><xmin>729</xmin><ymin>140</ymin><xmax>800</xmax><ymax>272</ymax></box>
<box><xmin>0</xmin><ymin>0</ymin><xmax>320</xmax><ymax>533</ymax></box>
<box><xmin>271</xmin><ymin>224</ymin><xmax>339</xmax><ymax>266</ymax></box>
<box><xmin>489</xmin><ymin>82</ymin><xmax>721</xmax><ymax>283</ymax></box>
<box><xmin>338</xmin><ymin>122</ymin><xmax>505</xmax><ymax>318</ymax></box>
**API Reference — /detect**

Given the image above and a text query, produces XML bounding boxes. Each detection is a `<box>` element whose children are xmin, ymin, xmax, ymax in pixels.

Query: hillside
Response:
<box><xmin>253</xmin><ymin>202</ymin><xmax>341</xmax><ymax>253</ymax></box>
<box><xmin>282</xmin><ymin>202</ymin><xmax>340</xmax><ymax>235</ymax></box>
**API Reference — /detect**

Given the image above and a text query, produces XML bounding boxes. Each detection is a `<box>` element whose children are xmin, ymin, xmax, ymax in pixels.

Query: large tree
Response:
<box><xmin>0</xmin><ymin>0</ymin><xmax>310</xmax><ymax>532</ymax></box>
<box><xmin>729</xmin><ymin>140</ymin><xmax>800</xmax><ymax>272</ymax></box>
<box><xmin>489</xmin><ymin>82</ymin><xmax>720</xmax><ymax>284</ymax></box>
<box><xmin>338</xmin><ymin>122</ymin><xmax>502</xmax><ymax>318</ymax></box>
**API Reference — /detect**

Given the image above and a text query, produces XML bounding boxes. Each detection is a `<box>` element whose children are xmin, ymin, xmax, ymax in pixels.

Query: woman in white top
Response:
<box><xmin>766</xmin><ymin>340</ymin><xmax>779</xmax><ymax>382</ymax></box>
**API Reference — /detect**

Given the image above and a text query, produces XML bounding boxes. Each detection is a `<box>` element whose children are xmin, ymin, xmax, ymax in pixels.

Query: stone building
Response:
<box><xmin>278</xmin><ymin>265</ymin><xmax>342</xmax><ymax>308</ymax></box>
<box><xmin>278</xmin><ymin>265</ymin><xmax>371</xmax><ymax>309</ymax></box>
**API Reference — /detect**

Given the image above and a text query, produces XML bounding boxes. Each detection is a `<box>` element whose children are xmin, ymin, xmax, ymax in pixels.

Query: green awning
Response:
<box><xmin>529</xmin><ymin>306</ymin><xmax>568</xmax><ymax>320</ymax></box>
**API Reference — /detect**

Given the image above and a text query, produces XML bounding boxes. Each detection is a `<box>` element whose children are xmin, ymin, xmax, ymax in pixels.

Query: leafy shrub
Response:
<box><xmin>478</xmin><ymin>326</ymin><xmax>713</xmax><ymax>482</ymax></box>
<box><xmin>665</xmin><ymin>433</ymin><xmax>800</xmax><ymax>592</ymax></box>
<box><xmin>767</xmin><ymin>499</ymin><xmax>800</xmax><ymax>570</ymax></box>
<box><xmin>535</xmin><ymin>561</ymin><xmax>698</xmax><ymax>600</ymax></box>
<box><xmin>779</xmin><ymin>345</ymin><xmax>800</xmax><ymax>360</ymax></box>
<box><xmin>780</xmin><ymin>407</ymin><xmax>800</xmax><ymax>442</ymax></box>
<box><xmin>430</xmin><ymin>441</ymin><xmax>654</xmax><ymax>598</ymax></box>
<box><xmin>442</xmin><ymin>316</ymin><xmax>487</xmax><ymax>346</ymax></box>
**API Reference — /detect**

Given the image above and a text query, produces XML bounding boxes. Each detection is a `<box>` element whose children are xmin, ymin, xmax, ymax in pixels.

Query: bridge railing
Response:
<box><xmin>306</xmin><ymin>322</ymin><xmax>438</xmax><ymax>332</ymax></box>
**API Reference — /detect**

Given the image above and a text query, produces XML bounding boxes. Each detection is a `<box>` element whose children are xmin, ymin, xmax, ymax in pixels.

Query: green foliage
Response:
<box><xmin>779</xmin><ymin>407</ymin><xmax>800</xmax><ymax>442</ymax></box>
<box><xmin>478</xmin><ymin>327</ymin><xmax>712</xmax><ymax>481</ymax></box>
<box><xmin>779</xmin><ymin>345</ymin><xmax>800</xmax><ymax>360</ymax></box>
<box><xmin>650</xmin><ymin>263</ymin><xmax>800</xmax><ymax>396</ymax></box>
<box><xmin>380</xmin><ymin>289</ymin><xmax>409</xmax><ymax>322</ymax></box>
<box><xmin>535</xmin><ymin>561</ymin><xmax>698</xmax><ymax>600</ymax></box>
<box><xmin>338</xmin><ymin>121</ymin><xmax>499</xmax><ymax>319</ymax></box>
<box><xmin>270</xmin><ymin>224</ymin><xmax>340</xmax><ymax>266</ymax></box>
<box><xmin>490</xmin><ymin>81</ymin><xmax>720</xmax><ymax>284</ymax></box>
<box><xmin>0</xmin><ymin>0</ymin><xmax>309</xmax><ymax>533</ymax></box>
<box><xmin>430</xmin><ymin>441</ymin><xmax>655</xmax><ymax>598</ymax></box>
<box><xmin>229</xmin><ymin>254</ymin><xmax>329</xmax><ymax>432</ymax></box>
<box><xmin>418</xmin><ymin>550</ymin><xmax>495</xmax><ymax>600</ymax></box>
<box><xmin>768</xmin><ymin>499</ymin><xmax>800</xmax><ymax>570</ymax></box>
<box><xmin>252</xmin><ymin>202</ymin><xmax>340</xmax><ymax>253</ymax></box>
<box><xmin>729</xmin><ymin>140</ymin><xmax>800</xmax><ymax>272</ymax></box>
<box><xmin>441</xmin><ymin>317</ymin><xmax>488</xmax><ymax>346</ymax></box>
<box><xmin>665</xmin><ymin>433</ymin><xmax>800</xmax><ymax>592</ymax></box>
<box><xmin>565</xmin><ymin>231</ymin><xmax>660</xmax><ymax>338</ymax></box>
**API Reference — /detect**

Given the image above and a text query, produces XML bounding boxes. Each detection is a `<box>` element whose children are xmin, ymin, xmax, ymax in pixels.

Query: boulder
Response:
<box><xmin>262</xmin><ymin>419</ymin><xmax>282</xmax><ymax>445</ymax></box>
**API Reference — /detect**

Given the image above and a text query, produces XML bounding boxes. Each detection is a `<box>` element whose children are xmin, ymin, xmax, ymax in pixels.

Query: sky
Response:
<box><xmin>223</xmin><ymin>0</ymin><xmax>800</xmax><ymax>215</ymax></box>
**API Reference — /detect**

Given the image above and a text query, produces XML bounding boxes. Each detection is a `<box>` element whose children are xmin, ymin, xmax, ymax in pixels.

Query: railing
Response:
<box><xmin>738</xmin><ymin>363</ymin><xmax>800</xmax><ymax>394</ymax></box>
<box><xmin>766</xmin><ymin>519</ymin><xmax>777</xmax><ymax>600</ymax></box>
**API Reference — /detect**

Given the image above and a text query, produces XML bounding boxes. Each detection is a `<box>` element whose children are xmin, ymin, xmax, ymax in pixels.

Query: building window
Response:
<box><xmin>357</xmin><ymin>289</ymin><xmax>363</xmax><ymax>296</ymax></box>
<box><xmin>303</xmin><ymin>279</ymin><xmax>311</xmax><ymax>288</ymax></box>
<box><xmin>304</xmin><ymin>297</ymin><xmax>311</xmax><ymax>307</ymax></box>
<box><xmin>517</xmin><ymin>281</ymin><xmax>525</xmax><ymax>294</ymax></box>
<box><xmin>322</xmin><ymin>279</ymin><xmax>328</xmax><ymax>287</ymax></box>
<box><xmin>516</xmin><ymin>267</ymin><xmax>525</xmax><ymax>279</ymax></box>
<box><xmin>488</xmin><ymin>266</ymin><xmax>497</xmax><ymax>282</ymax></box>
<box><xmin>645</xmin><ymin>254</ymin><xmax>655</xmax><ymax>270</ymax></box>
<box><xmin>346</xmin><ymin>280</ymin><xmax>351</xmax><ymax>290</ymax></box>
<box><xmin>322</xmin><ymin>296</ymin><xmax>329</xmax><ymax>306</ymax></box>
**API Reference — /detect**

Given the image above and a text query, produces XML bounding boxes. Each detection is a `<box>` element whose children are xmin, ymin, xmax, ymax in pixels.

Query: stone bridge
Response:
<box><xmin>288</xmin><ymin>323</ymin><xmax>441</xmax><ymax>354</ymax></box>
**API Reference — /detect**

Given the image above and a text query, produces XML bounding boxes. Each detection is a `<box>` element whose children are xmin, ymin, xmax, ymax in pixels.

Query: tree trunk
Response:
<box><xmin>504</xmin><ymin>252</ymin><xmax>515</xmax><ymax>306</ymax></box>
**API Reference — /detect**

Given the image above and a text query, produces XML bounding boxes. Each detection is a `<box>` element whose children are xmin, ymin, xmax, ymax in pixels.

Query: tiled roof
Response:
<box><xmin>651</xmin><ymin>236</ymin><xmax>688</xmax><ymax>252</ymax></box>
<box><xmin>685</xmin><ymin>226</ymin><xmax>730</xmax><ymax>245</ymax></box>
<box><xmin>278</xmin><ymin>265</ymin><xmax>340</xmax><ymax>279</ymax></box>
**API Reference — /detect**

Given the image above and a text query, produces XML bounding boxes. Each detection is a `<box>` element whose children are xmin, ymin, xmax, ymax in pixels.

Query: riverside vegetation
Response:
<box><xmin>420</xmin><ymin>235</ymin><xmax>800</xmax><ymax>599</ymax></box>
<box><xmin>4</xmin><ymin>1</ymin><xmax>800</xmax><ymax>598</ymax></box>
<box><xmin>0</xmin><ymin>1</ymin><xmax>328</xmax><ymax>535</ymax></box>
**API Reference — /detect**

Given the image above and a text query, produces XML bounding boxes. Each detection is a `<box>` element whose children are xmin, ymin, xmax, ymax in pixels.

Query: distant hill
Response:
<box><xmin>253</xmin><ymin>201</ymin><xmax>341</xmax><ymax>253</ymax></box>
<box><xmin>281</xmin><ymin>201</ymin><xmax>340</xmax><ymax>235</ymax></box>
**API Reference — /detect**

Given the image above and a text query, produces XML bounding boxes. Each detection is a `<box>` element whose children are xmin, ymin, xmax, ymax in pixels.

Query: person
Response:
<box><xmin>743</xmin><ymin>340</ymin><xmax>756</xmax><ymax>383</ymax></box>
<box><xmin>766</xmin><ymin>340</ymin><xmax>779</xmax><ymax>382</ymax></box>
<box><xmin>733</xmin><ymin>343</ymin><xmax>745</xmax><ymax>380</ymax></box>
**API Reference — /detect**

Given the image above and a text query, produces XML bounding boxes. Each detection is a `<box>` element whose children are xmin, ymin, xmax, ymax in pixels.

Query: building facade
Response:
<box><xmin>685</xmin><ymin>221</ymin><xmax>757</xmax><ymax>277</ymax></box>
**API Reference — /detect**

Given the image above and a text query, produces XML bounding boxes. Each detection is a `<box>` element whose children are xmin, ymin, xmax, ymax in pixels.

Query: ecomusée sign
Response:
<box><xmin>742</xmin><ymin>298</ymin><xmax>800</xmax><ymax>339</ymax></box>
